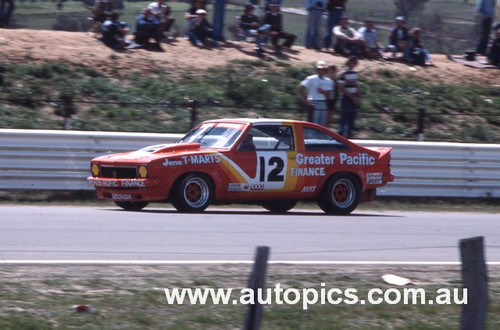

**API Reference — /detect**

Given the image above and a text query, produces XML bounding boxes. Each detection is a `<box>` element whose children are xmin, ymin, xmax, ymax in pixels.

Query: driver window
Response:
<box><xmin>249</xmin><ymin>125</ymin><xmax>294</xmax><ymax>151</ymax></box>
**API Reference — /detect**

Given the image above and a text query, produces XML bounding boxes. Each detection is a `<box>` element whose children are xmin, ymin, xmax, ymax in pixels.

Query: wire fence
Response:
<box><xmin>1</xmin><ymin>96</ymin><xmax>499</xmax><ymax>140</ymax></box>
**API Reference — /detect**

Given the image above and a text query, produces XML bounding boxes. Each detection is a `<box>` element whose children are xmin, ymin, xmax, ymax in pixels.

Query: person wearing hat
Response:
<box><xmin>298</xmin><ymin>61</ymin><xmax>334</xmax><ymax>126</ymax></box>
<box><xmin>387</xmin><ymin>16</ymin><xmax>409</xmax><ymax>58</ymax></box>
<box><xmin>263</xmin><ymin>2</ymin><xmax>296</xmax><ymax>54</ymax></box>
<box><xmin>188</xmin><ymin>8</ymin><xmax>221</xmax><ymax>48</ymax></box>
<box><xmin>184</xmin><ymin>0</ymin><xmax>206</xmax><ymax>39</ymax></box>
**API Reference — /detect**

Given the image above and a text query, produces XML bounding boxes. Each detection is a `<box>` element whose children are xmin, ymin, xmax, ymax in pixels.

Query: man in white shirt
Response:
<box><xmin>333</xmin><ymin>16</ymin><xmax>364</xmax><ymax>56</ymax></box>
<box><xmin>299</xmin><ymin>61</ymin><xmax>334</xmax><ymax>126</ymax></box>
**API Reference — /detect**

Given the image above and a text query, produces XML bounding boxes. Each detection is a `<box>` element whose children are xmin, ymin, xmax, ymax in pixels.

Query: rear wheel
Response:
<box><xmin>318</xmin><ymin>173</ymin><xmax>360</xmax><ymax>215</ymax></box>
<box><xmin>261</xmin><ymin>200</ymin><xmax>297</xmax><ymax>213</ymax></box>
<box><xmin>171</xmin><ymin>173</ymin><xmax>213</xmax><ymax>212</ymax></box>
<box><xmin>114</xmin><ymin>201</ymin><xmax>149</xmax><ymax>211</ymax></box>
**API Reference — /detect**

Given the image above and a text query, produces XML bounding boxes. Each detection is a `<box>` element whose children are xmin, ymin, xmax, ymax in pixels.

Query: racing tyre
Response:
<box><xmin>261</xmin><ymin>200</ymin><xmax>297</xmax><ymax>213</ymax></box>
<box><xmin>318</xmin><ymin>173</ymin><xmax>360</xmax><ymax>215</ymax></box>
<box><xmin>172</xmin><ymin>173</ymin><xmax>213</xmax><ymax>212</ymax></box>
<box><xmin>114</xmin><ymin>201</ymin><xmax>149</xmax><ymax>211</ymax></box>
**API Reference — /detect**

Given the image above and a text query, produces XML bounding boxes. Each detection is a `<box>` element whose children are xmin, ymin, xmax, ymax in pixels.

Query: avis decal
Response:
<box><xmin>301</xmin><ymin>185</ymin><xmax>317</xmax><ymax>193</ymax></box>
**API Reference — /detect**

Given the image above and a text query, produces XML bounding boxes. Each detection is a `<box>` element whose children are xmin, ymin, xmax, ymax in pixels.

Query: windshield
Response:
<box><xmin>178</xmin><ymin>123</ymin><xmax>245</xmax><ymax>148</ymax></box>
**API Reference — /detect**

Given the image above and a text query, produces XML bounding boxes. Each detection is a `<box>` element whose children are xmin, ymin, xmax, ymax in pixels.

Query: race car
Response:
<box><xmin>88</xmin><ymin>118</ymin><xmax>394</xmax><ymax>214</ymax></box>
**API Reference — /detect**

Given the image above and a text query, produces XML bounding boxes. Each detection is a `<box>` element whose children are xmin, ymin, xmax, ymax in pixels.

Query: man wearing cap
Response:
<box><xmin>323</xmin><ymin>0</ymin><xmax>347</xmax><ymax>51</ymax></box>
<box><xmin>387</xmin><ymin>16</ymin><xmax>409</xmax><ymax>58</ymax></box>
<box><xmin>188</xmin><ymin>9</ymin><xmax>220</xmax><ymax>48</ymax></box>
<box><xmin>298</xmin><ymin>61</ymin><xmax>334</xmax><ymax>126</ymax></box>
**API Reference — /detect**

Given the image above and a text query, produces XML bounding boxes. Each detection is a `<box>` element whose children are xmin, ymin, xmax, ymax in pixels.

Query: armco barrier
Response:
<box><xmin>1</xmin><ymin>129</ymin><xmax>499</xmax><ymax>198</ymax></box>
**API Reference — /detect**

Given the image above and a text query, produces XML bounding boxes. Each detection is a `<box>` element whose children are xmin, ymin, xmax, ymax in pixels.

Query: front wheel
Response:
<box><xmin>318</xmin><ymin>173</ymin><xmax>360</xmax><ymax>215</ymax></box>
<box><xmin>171</xmin><ymin>173</ymin><xmax>213</xmax><ymax>212</ymax></box>
<box><xmin>261</xmin><ymin>200</ymin><xmax>297</xmax><ymax>213</ymax></box>
<box><xmin>114</xmin><ymin>201</ymin><xmax>149</xmax><ymax>211</ymax></box>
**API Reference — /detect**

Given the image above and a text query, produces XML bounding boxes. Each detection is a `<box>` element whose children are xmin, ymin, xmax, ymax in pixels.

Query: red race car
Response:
<box><xmin>88</xmin><ymin>118</ymin><xmax>394</xmax><ymax>214</ymax></box>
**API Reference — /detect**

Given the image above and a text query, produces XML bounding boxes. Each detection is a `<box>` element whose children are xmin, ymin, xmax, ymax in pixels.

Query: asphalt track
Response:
<box><xmin>1</xmin><ymin>206</ymin><xmax>499</xmax><ymax>264</ymax></box>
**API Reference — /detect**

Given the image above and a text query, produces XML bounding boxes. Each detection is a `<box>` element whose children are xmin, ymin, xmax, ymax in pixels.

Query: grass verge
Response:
<box><xmin>0</xmin><ymin>264</ymin><xmax>499</xmax><ymax>329</ymax></box>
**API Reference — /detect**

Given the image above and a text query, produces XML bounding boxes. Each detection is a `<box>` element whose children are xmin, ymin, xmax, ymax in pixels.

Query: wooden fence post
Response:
<box><xmin>243</xmin><ymin>246</ymin><xmax>270</xmax><ymax>330</ymax></box>
<box><xmin>460</xmin><ymin>236</ymin><xmax>488</xmax><ymax>330</ymax></box>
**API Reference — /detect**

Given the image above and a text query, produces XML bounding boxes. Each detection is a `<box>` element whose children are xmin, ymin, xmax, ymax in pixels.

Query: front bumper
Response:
<box><xmin>87</xmin><ymin>177</ymin><xmax>168</xmax><ymax>201</ymax></box>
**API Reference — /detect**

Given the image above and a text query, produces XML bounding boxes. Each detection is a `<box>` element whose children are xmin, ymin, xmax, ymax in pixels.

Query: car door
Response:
<box><xmin>223</xmin><ymin>123</ymin><xmax>297</xmax><ymax>195</ymax></box>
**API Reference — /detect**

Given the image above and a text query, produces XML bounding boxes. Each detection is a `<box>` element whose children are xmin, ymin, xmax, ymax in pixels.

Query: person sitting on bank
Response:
<box><xmin>101</xmin><ymin>11</ymin><xmax>130</xmax><ymax>50</ymax></box>
<box><xmin>263</xmin><ymin>2</ymin><xmax>296</xmax><ymax>54</ymax></box>
<box><xmin>134</xmin><ymin>8</ymin><xmax>164</xmax><ymax>50</ymax></box>
<box><xmin>333</xmin><ymin>16</ymin><xmax>364</xmax><ymax>56</ymax></box>
<box><xmin>488</xmin><ymin>23</ymin><xmax>500</xmax><ymax>66</ymax></box>
<box><xmin>239</xmin><ymin>4</ymin><xmax>270</xmax><ymax>53</ymax></box>
<box><xmin>188</xmin><ymin>9</ymin><xmax>221</xmax><ymax>48</ymax></box>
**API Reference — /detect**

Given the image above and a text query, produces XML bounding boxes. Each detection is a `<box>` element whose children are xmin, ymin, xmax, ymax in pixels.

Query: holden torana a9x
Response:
<box><xmin>88</xmin><ymin>118</ymin><xmax>394</xmax><ymax>214</ymax></box>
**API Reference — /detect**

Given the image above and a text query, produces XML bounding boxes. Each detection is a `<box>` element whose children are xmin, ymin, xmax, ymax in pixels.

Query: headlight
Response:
<box><xmin>138</xmin><ymin>165</ymin><xmax>148</xmax><ymax>178</ymax></box>
<box><xmin>91</xmin><ymin>164</ymin><xmax>100</xmax><ymax>177</ymax></box>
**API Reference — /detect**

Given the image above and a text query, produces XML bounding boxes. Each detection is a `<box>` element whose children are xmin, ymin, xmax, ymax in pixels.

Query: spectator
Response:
<box><xmin>147</xmin><ymin>0</ymin><xmax>176</xmax><ymax>39</ymax></box>
<box><xmin>337</xmin><ymin>56</ymin><xmax>360</xmax><ymax>138</ymax></box>
<box><xmin>358</xmin><ymin>20</ymin><xmax>384</xmax><ymax>59</ymax></box>
<box><xmin>326</xmin><ymin>64</ymin><xmax>339</xmax><ymax>126</ymax></box>
<box><xmin>323</xmin><ymin>0</ymin><xmax>347</xmax><ymax>51</ymax></box>
<box><xmin>101</xmin><ymin>11</ymin><xmax>130</xmax><ymax>50</ymax></box>
<box><xmin>476</xmin><ymin>0</ymin><xmax>497</xmax><ymax>55</ymax></box>
<box><xmin>387</xmin><ymin>16</ymin><xmax>409</xmax><ymax>59</ymax></box>
<box><xmin>239</xmin><ymin>4</ymin><xmax>270</xmax><ymax>53</ymax></box>
<box><xmin>0</xmin><ymin>0</ymin><xmax>15</xmax><ymax>28</ymax></box>
<box><xmin>188</xmin><ymin>9</ymin><xmax>221</xmax><ymax>48</ymax></box>
<box><xmin>265</xmin><ymin>0</ymin><xmax>282</xmax><ymax>12</ymax></box>
<box><xmin>488</xmin><ymin>23</ymin><xmax>500</xmax><ymax>65</ymax></box>
<box><xmin>304</xmin><ymin>0</ymin><xmax>326</xmax><ymax>50</ymax></box>
<box><xmin>134</xmin><ymin>8</ymin><xmax>164</xmax><ymax>50</ymax></box>
<box><xmin>91</xmin><ymin>0</ymin><xmax>114</xmax><ymax>36</ymax></box>
<box><xmin>298</xmin><ymin>61</ymin><xmax>334</xmax><ymax>126</ymax></box>
<box><xmin>185</xmin><ymin>0</ymin><xmax>206</xmax><ymax>39</ymax></box>
<box><xmin>263</xmin><ymin>3</ymin><xmax>296</xmax><ymax>54</ymax></box>
<box><xmin>403</xmin><ymin>27</ymin><xmax>434</xmax><ymax>66</ymax></box>
<box><xmin>333</xmin><ymin>16</ymin><xmax>364</xmax><ymax>56</ymax></box>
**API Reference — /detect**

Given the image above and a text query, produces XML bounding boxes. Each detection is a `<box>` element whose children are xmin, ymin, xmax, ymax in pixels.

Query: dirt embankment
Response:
<box><xmin>0</xmin><ymin>29</ymin><xmax>498</xmax><ymax>85</ymax></box>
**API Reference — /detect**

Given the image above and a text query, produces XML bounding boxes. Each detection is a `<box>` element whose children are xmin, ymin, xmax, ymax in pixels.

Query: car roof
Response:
<box><xmin>201</xmin><ymin>118</ymin><xmax>306</xmax><ymax>125</ymax></box>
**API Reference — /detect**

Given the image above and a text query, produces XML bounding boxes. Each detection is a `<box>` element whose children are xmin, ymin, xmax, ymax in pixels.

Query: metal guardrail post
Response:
<box><xmin>460</xmin><ymin>236</ymin><xmax>488</xmax><ymax>330</ymax></box>
<box><xmin>243</xmin><ymin>246</ymin><xmax>270</xmax><ymax>330</ymax></box>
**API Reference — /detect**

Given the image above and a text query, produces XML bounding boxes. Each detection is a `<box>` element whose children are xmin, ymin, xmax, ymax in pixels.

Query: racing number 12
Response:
<box><xmin>259</xmin><ymin>156</ymin><xmax>284</xmax><ymax>182</ymax></box>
